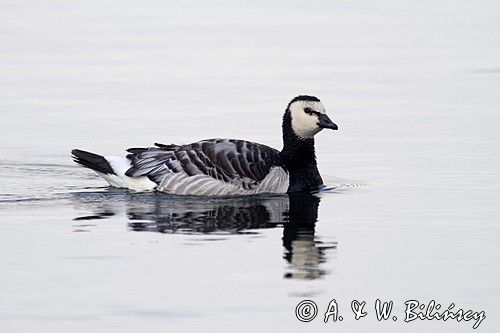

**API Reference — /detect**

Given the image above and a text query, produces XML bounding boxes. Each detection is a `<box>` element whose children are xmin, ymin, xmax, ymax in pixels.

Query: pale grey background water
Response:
<box><xmin>0</xmin><ymin>1</ymin><xmax>499</xmax><ymax>332</ymax></box>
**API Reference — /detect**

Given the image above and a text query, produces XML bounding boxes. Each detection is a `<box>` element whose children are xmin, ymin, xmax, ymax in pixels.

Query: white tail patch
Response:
<box><xmin>98</xmin><ymin>156</ymin><xmax>157</xmax><ymax>192</ymax></box>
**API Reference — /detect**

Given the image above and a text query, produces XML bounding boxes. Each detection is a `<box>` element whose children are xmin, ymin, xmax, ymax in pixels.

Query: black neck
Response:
<box><xmin>280</xmin><ymin>110</ymin><xmax>324</xmax><ymax>193</ymax></box>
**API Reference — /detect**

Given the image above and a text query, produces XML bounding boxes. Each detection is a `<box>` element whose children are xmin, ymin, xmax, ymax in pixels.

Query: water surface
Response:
<box><xmin>1</xmin><ymin>1</ymin><xmax>499</xmax><ymax>332</ymax></box>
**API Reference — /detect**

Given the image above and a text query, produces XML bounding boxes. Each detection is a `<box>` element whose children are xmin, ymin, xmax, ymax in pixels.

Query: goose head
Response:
<box><xmin>285</xmin><ymin>95</ymin><xmax>337</xmax><ymax>140</ymax></box>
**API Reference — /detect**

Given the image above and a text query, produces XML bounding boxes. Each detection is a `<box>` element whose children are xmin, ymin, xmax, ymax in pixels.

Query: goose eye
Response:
<box><xmin>304</xmin><ymin>108</ymin><xmax>319</xmax><ymax>116</ymax></box>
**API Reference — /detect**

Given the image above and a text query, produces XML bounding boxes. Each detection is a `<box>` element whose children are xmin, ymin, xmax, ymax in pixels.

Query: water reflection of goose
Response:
<box><xmin>282</xmin><ymin>194</ymin><xmax>337</xmax><ymax>279</ymax></box>
<box><xmin>126</xmin><ymin>195</ymin><xmax>288</xmax><ymax>234</ymax></box>
<box><xmin>72</xmin><ymin>191</ymin><xmax>336</xmax><ymax>280</ymax></box>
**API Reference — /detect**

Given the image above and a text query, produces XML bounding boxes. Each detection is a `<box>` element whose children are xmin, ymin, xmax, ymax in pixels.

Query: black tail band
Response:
<box><xmin>71</xmin><ymin>149</ymin><xmax>115</xmax><ymax>175</ymax></box>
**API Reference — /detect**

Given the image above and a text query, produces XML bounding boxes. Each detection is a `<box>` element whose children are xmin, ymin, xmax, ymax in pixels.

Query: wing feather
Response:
<box><xmin>125</xmin><ymin>139</ymin><xmax>285</xmax><ymax>193</ymax></box>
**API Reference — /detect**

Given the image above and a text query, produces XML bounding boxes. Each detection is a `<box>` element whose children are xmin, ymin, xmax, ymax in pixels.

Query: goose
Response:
<box><xmin>71</xmin><ymin>95</ymin><xmax>338</xmax><ymax>196</ymax></box>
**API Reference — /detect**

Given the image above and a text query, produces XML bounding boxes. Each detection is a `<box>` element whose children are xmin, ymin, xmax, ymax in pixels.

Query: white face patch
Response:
<box><xmin>289</xmin><ymin>100</ymin><xmax>327</xmax><ymax>139</ymax></box>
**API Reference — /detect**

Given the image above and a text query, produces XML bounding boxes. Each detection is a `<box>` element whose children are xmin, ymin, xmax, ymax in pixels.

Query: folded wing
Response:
<box><xmin>125</xmin><ymin>139</ymin><xmax>288</xmax><ymax>195</ymax></box>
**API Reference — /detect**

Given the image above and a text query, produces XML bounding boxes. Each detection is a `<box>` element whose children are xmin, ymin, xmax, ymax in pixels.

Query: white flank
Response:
<box><xmin>157</xmin><ymin>166</ymin><xmax>289</xmax><ymax>196</ymax></box>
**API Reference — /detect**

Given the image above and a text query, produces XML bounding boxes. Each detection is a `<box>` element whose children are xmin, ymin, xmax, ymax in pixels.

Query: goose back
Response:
<box><xmin>125</xmin><ymin>139</ymin><xmax>289</xmax><ymax>195</ymax></box>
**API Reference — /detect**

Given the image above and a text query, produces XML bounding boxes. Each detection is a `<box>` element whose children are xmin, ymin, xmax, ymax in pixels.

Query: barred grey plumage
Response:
<box><xmin>125</xmin><ymin>139</ymin><xmax>289</xmax><ymax>195</ymax></box>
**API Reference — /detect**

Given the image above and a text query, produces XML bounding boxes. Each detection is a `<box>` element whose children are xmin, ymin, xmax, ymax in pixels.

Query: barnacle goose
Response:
<box><xmin>72</xmin><ymin>95</ymin><xmax>338</xmax><ymax>196</ymax></box>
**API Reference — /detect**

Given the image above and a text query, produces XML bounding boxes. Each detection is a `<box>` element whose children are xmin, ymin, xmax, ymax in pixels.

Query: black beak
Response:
<box><xmin>318</xmin><ymin>114</ymin><xmax>338</xmax><ymax>130</ymax></box>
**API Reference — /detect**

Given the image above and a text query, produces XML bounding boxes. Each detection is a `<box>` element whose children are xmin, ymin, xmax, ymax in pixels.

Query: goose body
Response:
<box><xmin>72</xmin><ymin>95</ymin><xmax>338</xmax><ymax>196</ymax></box>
